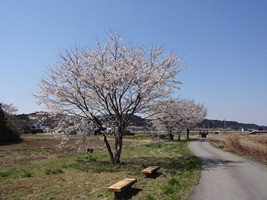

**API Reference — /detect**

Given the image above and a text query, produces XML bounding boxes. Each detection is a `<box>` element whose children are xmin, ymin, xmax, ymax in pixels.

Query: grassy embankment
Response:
<box><xmin>0</xmin><ymin>134</ymin><xmax>200</xmax><ymax>200</ymax></box>
<box><xmin>210</xmin><ymin>133</ymin><xmax>267</xmax><ymax>165</ymax></box>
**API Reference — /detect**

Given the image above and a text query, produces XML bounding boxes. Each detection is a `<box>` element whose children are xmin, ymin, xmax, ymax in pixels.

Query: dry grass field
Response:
<box><xmin>0</xmin><ymin>134</ymin><xmax>200</xmax><ymax>200</ymax></box>
<box><xmin>210</xmin><ymin>133</ymin><xmax>267</xmax><ymax>164</ymax></box>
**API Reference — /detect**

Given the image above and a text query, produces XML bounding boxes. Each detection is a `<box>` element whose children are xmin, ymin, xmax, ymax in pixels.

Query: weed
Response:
<box><xmin>21</xmin><ymin>170</ymin><xmax>33</xmax><ymax>178</ymax></box>
<box><xmin>85</xmin><ymin>154</ymin><xmax>98</xmax><ymax>162</ymax></box>
<box><xmin>162</xmin><ymin>184</ymin><xmax>175</xmax><ymax>195</ymax></box>
<box><xmin>144</xmin><ymin>195</ymin><xmax>156</xmax><ymax>200</ymax></box>
<box><xmin>0</xmin><ymin>170</ymin><xmax>12</xmax><ymax>178</ymax></box>
<box><xmin>12</xmin><ymin>197</ymin><xmax>21</xmax><ymax>200</ymax></box>
<box><xmin>168</xmin><ymin>177</ymin><xmax>180</xmax><ymax>186</ymax></box>
<box><xmin>145</xmin><ymin>143</ymin><xmax>162</xmax><ymax>148</ymax></box>
<box><xmin>45</xmin><ymin>168</ymin><xmax>64</xmax><ymax>175</ymax></box>
<box><xmin>162</xmin><ymin>177</ymin><xmax>180</xmax><ymax>195</ymax></box>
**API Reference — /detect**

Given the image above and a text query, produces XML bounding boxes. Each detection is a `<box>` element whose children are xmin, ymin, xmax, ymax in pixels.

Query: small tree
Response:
<box><xmin>36</xmin><ymin>32</ymin><xmax>184</xmax><ymax>163</ymax></box>
<box><xmin>0</xmin><ymin>103</ymin><xmax>21</xmax><ymax>143</ymax></box>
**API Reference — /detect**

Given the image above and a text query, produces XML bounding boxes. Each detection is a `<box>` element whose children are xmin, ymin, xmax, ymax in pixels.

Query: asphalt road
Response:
<box><xmin>189</xmin><ymin>138</ymin><xmax>267</xmax><ymax>200</ymax></box>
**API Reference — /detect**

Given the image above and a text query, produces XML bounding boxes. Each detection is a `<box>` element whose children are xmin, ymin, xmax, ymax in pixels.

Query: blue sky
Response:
<box><xmin>0</xmin><ymin>0</ymin><xmax>266</xmax><ymax>125</ymax></box>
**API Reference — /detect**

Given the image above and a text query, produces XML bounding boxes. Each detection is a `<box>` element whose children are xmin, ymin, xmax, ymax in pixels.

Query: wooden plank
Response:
<box><xmin>108</xmin><ymin>178</ymin><xmax>137</xmax><ymax>192</ymax></box>
<box><xmin>142</xmin><ymin>166</ymin><xmax>160</xmax><ymax>174</ymax></box>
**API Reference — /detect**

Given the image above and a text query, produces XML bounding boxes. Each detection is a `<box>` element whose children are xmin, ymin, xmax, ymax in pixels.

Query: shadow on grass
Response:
<box><xmin>0</xmin><ymin>139</ymin><xmax>23</xmax><ymax>146</ymax></box>
<box><xmin>144</xmin><ymin>172</ymin><xmax>162</xmax><ymax>179</ymax></box>
<box><xmin>157</xmin><ymin>138</ymin><xmax>199</xmax><ymax>143</ymax></box>
<box><xmin>124</xmin><ymin>188</ymin><xmax>142</xmax><ymax>199</ymax></box>
<box><xmin>70</xmin><ymin>154</ymin><xmax>200</xmax><ymax>175</ymax></box>
<box><xmin>178</xmin><ymin>138</ymin><xmax>199</xmax><ymax>143</ymax></box>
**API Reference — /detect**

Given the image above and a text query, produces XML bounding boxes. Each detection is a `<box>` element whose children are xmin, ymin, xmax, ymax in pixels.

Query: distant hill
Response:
<box><xmin>16</xmin><ymin>112</ymin><xmax>267</xmax><ymax>132</ymax></box>
<box><xmin>199</xmin><ymin>119</ymin><xmax>267</xmax><ymax>131</ymax></box>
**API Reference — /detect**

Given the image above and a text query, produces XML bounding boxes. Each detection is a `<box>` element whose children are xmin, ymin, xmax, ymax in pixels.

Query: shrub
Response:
<box><xmin>0</xmin><ymin>104</ymin><xmax>21</xmax><ymax>143</ymax></box>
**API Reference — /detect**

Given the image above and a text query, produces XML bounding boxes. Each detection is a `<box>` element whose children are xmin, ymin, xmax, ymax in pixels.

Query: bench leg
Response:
<box><xmin>145</xmin><ymin>173</ymin><xmax>151</xmax><ymax>178</ymax></box>
<box><xmin>114</xmin><ymin>187</ymin><xmax>131</xmax><ymax>200</ymax></box>
<box><xmin>145</xmin><ymin>173</ymin><xmax>156</xmax><ymax>178</ymax></box>
<box><xmin>114</xmin><ymin>192</ymin><xmax>124</xmax><ymax>200</ymax></box>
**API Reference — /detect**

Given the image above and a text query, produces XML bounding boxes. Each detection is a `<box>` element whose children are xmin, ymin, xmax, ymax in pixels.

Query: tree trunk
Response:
<box><xmin>114</xmin><ymin>126</ymin><xmax>124</xmax><ymax>164</ymax></box>
<box><xmin>168</xmin><ymin>131</ymin><xmax>174</xmax><ymax>140</ymax></box>
<box><xmin>114</xmin><ymin>135</ymin><xmax>123</xmax><ymax>163</ymax></box>
<box><xmin>103</xmin><ymin>132</ymin><xmax>115</xmax><ymax>163</ymax></box>
<box><xmin>186</xmin><ymin>128</ymin><xmax>190</xmax><ymax>140</ymax></box>
<box><xmin>177</xmin><ymin>131</ymin><xmax>181</xmax><ymax>141</ymax></box>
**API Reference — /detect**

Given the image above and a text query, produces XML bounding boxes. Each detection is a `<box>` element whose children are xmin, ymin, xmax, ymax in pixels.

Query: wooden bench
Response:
<box><xmin>142</xmin><ymin>166</ymin><xmax>160</xmax><ymax>178</ymax></box>
<box><xmin>108</xmin><ymin>178</ymin><xmax>137</xmax><ymax>199</ymax></box>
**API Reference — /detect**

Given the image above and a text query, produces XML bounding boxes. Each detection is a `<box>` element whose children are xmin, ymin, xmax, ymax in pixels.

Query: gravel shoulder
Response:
<box><xmin>189</xmin><ymin>138</ymin><xmax>267</xmax><ymax>200</ymax></box>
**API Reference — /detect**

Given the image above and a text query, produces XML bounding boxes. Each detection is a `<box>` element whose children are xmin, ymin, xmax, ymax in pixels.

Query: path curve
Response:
<box><xmin>189</xmin><ymin>138</ymin><xmax>267</xmax><ymax>200</ymax></box>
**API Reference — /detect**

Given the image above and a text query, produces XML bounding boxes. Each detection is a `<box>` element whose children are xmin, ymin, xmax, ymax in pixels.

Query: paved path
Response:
<box><xmin>189</xmin><ymin>138</ymin><xmax>267</xmax><ymax>200</ymax></box>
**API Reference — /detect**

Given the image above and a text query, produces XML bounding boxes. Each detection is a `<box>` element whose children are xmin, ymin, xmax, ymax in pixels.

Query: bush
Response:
<box><xmin>0</xmin><ymin>104</ymin><xmax>21</xmax><ymax>143</ymax></box>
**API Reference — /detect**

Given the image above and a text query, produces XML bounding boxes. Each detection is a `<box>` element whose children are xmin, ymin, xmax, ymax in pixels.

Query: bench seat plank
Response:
<box><xmin>142</xmin><ymin>166</ymin><xmax>160</xmax><ymax>174</ymax></box>
<box><xmin>108</xmin><ymin>178</ymin><xmax>137</xmax><ymax>192</ymax></box>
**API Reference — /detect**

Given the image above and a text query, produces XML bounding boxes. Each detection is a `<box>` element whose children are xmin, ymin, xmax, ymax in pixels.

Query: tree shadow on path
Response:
<box><xmin>198</xmin><ymin>156</ymin><xmax>244</xmax><ymax>171</ymax></box>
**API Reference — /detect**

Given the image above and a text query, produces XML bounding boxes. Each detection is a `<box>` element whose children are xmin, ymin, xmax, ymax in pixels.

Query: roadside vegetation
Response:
<box><xmin>210</xmin><ymin>133</ymin><xmax>267</xmax><ymax>164</ymax></box>
<box><xmin>0</xmin><ymin>134</ymin><xmax>200</xmax><ymax>200</ymax></box>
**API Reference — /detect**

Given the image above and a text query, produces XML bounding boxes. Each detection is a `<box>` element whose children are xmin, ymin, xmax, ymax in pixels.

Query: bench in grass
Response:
<box><xmin>142</xmin><ymin>166</ymin><xmax>160</xmax><ymax>178</ymax></box>
<box><xmin>108</xmin><ymin>178</ymin><xmax>137</xmax><ymax>199</ymax></box>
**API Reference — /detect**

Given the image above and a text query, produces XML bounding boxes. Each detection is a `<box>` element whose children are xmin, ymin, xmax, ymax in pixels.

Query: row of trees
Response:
<box><xmin>150</xmin><ymin>99</ymin><xmax>206</xmax><ymax>140</ymax></box>
<box><xmin>35</xmin><ymin>32</ymin><xmax>205</xmax><ymax>163</ymax></box>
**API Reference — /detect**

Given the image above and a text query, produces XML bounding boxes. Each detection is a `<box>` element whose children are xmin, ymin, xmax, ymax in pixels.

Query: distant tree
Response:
<box><xmin>150</xmin><ymin>99</ymin><xmax>206</xmax><ymax>140</ymax></box>
<box><xmin>150</xmin><ymin>99</ymin><xmax>184</xmax><ymax>140</ymax></box>
<box><xmin>0</xmin><ymin>103</ymin><xmax>21</xmax><ymax>143</ymax></box>
<box><xmin>2</xmin><ymin>103</ymin><xmax>18</xmax><ymax>114</ymax></box>
<box><xmin>35</xmin><ymin>32</ymin><xmax>184</xmax><ymax>163</ymax></box>
<box><xmin>0</xmin><ymin>104</ymin><xmax>8</xmax><ymax>132</ymax></box>
<box><xmin>178</xmin><ymin>99</ymin><xmax>207</xmax><ymax>140</ymax></box>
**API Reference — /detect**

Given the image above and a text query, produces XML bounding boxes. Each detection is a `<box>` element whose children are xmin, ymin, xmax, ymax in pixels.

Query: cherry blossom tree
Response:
<box><xmin>150</xmin><ymin>99</ymin><xmax>206</xmax><ymax>140</ymax></box>
<box><xmin>176</xmin><ymin>99</ymin><xmax>207</xmax><ymax>140</ymax></box>
<box><xmin>35</xmin><ymin>32</ymin><xmax>184</xmax><ymax>163</ymax></box>
<box><xmin>150</xmin><ymin>99</ymin><xmax>183</xmax><ymax>140</ymax></box>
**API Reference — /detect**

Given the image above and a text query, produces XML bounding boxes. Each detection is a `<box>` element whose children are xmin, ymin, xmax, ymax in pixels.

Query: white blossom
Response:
<box><xmin>35</xmin><ymin>32</ymin><xmax>184</xmax><ymax>163</ymax></box>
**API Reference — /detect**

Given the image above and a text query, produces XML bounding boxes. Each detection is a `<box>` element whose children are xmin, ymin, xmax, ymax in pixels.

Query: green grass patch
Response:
<box><xmin>0</xmin><ymin>139</ymin><xmax>200</xmax><ymax>199</ymax></box>
<box><xmin>21</xmin><ymin>170</ymin><xmax>33</xmax><ymax>178</ymax></box>
<box><xmin>45</xmin><ymin>168</ymin><xmax>64</xmax><ymax>175</ymax></box>
<box><xmin>0</xmin><ymin>170</ymin><xmax>13</xmax><ymax>178</ymax></box>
